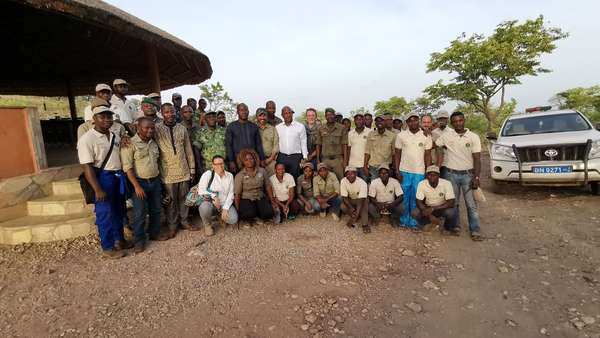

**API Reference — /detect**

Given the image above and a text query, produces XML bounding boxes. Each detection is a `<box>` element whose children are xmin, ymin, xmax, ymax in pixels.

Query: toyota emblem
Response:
<box><xmin>544</xmin><ymin>149</ymin><xmax>558</xmax><ymax>159</ymax></box>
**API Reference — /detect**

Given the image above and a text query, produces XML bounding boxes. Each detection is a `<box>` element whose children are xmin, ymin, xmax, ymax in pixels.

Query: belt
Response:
<box><xmin>136</xmin><ymin>176</ymin><xmax>159</xmax><ymax>183</ymax></box>
<box><xmin>445</xmin><ymin>168</ymin><xmax>473</xmax><ymax>174</ymax></box>
<box><xmin>324</xmin><ymin>155</ymin><xmax>340</xmax><ymax>160</ymax></box>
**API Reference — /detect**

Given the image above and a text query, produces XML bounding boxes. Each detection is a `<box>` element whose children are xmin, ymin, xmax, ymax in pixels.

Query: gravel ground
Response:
<box><xmin>1</xmin><ymin>169</ymin><xmax>600</xmax><ymax>337</ymax></box>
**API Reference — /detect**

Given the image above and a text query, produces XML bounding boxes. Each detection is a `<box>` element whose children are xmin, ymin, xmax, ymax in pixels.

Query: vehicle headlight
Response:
<box><xmin>589</xmin><ymin>139</ymin><xmax>600</xmax><ymax>159</ymax></box>
<box><xmin>491</xmin><ymin>144</ymin><xmax>516</xmax><ymax>161</ymax></box>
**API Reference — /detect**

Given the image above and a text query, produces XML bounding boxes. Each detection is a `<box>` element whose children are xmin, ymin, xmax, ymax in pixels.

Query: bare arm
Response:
<box><xmin>472</xmin><ymin>152</ymin><xmax>481</xmax><ymax>188</ymax></box>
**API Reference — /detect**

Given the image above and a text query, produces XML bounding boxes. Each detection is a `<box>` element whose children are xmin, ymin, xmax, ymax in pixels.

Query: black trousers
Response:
<box><xmin>239</xmin><ymin>198</ymin><xmax>274</xmax><ymax>221</ymax></box>
<box><xmin>277</xmin><ymin>153</ymin><xmax>303</xmax><ymax>178</ymax></box>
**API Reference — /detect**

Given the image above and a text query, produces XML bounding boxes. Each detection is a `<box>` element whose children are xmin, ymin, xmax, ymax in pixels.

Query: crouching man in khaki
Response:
<box><xmin>412</xmin><ymin>165</ymin><xmax>456</xmax><ymax>232</ymax></box>
<box><xmin>368</xmin><ymin>164</ymin><xmax>404</xmax><ymax>228</ymax></box>
<box><xmin>340</xmin><ymin>166</ymin><xmax>370</xmax><ymax>233</ymax></box>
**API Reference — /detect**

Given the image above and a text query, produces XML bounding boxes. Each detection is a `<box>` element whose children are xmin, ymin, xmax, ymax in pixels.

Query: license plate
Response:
<box><xmin>532</xmin><ymin>166</ymin><xmax>573</xmax><ymax>174</ymax></box>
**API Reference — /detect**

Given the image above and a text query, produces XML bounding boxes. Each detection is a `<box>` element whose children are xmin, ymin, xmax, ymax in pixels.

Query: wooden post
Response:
<box><xmin>146</xmin><ymin>43</ymin><xmax>160</xmax><ymax>93</ymax></box>
<box><xmin>66</xmin><ymin>79</ymin><xmax>77</xmax><ymax>144</ymax></box>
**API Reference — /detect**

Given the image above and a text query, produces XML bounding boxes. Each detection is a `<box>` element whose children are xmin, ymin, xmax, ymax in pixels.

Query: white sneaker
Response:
<box><xmin>319</xmin><ymin>211</ymin><xmax>326</xmax><ymax>218</ymax></box>
<box><xmin>255</xmin><ymin>218</ymin><xmax>264</xmax><ymax>226</ymax></box>
<box><xmin>204</xmin><ymin>225</ymin><xmax>214</xmax><ymax>236</ymax></box>
<box><xmin>331</xmin><ymin>213</ymin><xmax>340</xmax><ymax>221</ymax></box>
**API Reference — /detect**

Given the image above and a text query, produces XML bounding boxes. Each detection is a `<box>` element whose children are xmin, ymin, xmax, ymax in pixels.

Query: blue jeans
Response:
<box><xmin>318</xmin><ymin>196</ymin><xmax>341</xmax><ymax>215</ymax></box>
<box><xmin>131</xmin><ymin>177</ymin><xmax>162</xmax><ymax>245</ymax></box>
<box><xmin>95</xmin><ymin>170</ymin><xmax>126</xmax><ymax>250</ymax></box>
<box><xmin>199</xmin><ymin>201</ymin><xmax>239</xmax><ymax>225</ymax></box>
<box><xmin>400</xmin><ymin>171</ymin><xmax>425</xmax><ymax>228</ymax></box>
<box><xmin>444</xmin><ymin>171</ymin><xmax>480</xmax><ymax>233</ymax></box>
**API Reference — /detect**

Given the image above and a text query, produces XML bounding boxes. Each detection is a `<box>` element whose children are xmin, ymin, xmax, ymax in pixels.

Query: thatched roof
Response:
<box><xmin>1</xmin><ymin>0</ymin><xmax>213</xmax><ymax>96</ymax></box>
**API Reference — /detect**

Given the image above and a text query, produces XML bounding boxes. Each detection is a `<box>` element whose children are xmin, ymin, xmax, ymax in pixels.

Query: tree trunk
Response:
<box><xmin>499</xmin><ymin>85</ymin><xmax>506</xmax><ymax>112</ymax></box>
<box><xmin>482</xmin><ymin>97</ymin><xmax>496</xmax><ymax>133</ymax></box>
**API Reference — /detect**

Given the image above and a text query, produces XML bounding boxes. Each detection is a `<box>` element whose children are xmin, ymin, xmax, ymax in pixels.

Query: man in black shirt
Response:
<box><xmin>225</xmin><ymin>103</ymin><xmax>265</xmax><ymax>173</ymax></box>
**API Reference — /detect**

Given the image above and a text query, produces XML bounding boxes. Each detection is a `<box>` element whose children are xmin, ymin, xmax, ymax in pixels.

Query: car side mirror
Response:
<box><xmin>486</xmin><ymin>131</ymin><xmax>497</xmax><ymax>141</ymax></box>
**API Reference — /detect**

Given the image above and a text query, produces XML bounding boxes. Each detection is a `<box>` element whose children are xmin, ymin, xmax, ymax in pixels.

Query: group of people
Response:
<box><xmin>77</xmin><ymin>78</ymin><xmax>483</xmax><ymax>259</ymax></box>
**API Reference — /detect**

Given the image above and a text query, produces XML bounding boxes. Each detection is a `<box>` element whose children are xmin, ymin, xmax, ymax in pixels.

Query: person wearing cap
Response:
<box><xmin>276</xmin><ymin>106</ymin><xmax>308</xmax><ymax>178</ymax></box>
<box><xmin>368</xmin><ymin>164</ymin><xmax>404</xmax><ymax>228</ymax></box>
<box><xmin>180</xmin><ymin>105</ymin><xmax>198</xmax><ymax>135</ymax></box>
<box><xmin>265</xmin><ymin>100</ymin><xmax>283</xmax><ymax>126</ymax></box>
<box><xmin>435</xmin><ymin>111</ymin><xmax>482</xmax><ymax>241</ymax></box>
<box><xmin>364</xmin><ymin>118</ymin><xmax>395</xmax><ymax>180</ymax></box>
<box><xmin>216</xmin><ymin>111</ymin><xmax>227</xmax><ymax>128</ymax></box>
<box><xmin>234</xmin><ymin>149</ymin><xmax>275</xmax><ymax>225</ymax></box>
<box><xmin>195</xmin><ymin>155</ymin><xmax>238</xmax><ymax>237</ymax></box>
<box><xmin>393</xmin><ymin>118</ymin><xmax>403</xmax><ymax>132</ymax></box>
<box><xmin>110</xmin><ymin>79</ymin><xmax>136</xmax><ymax>133</ymax></box>
<box><xmin>191</xmin><ymin>111</ymin><xmax>226</xmax><ymax>172</ymax></box>
<box><xmin>340</xmin><ymin>166</ymin><xmax>370</xmax><ymax>233</ymax></box>
<box><xmin>335</xmin><ymin>113</ymin><xmax>344</xmax><ymax>125</ymax></box>
<box><xmin>346</xmin><ymin>113</ymin><xmax>371</xmax><ymax>181</ymax></box>
<box><xmin>78</xmin><ymin>106</ymin><xmax>132</xmax><ymax>258</ymax></box>
<box><xmin>154</xmin><ymin>103</ymin><xmax>197</xmax><ymax>237</ymax></box>
<box><xmin>394</xmin><ymin>112</ymin><xmax>433</xmax><ymax>228</ymax></box>
<box><xmin>225</xmin><ymin>103</ymin><xmax>265</xmax><ymax>173</ymax></box>
<box><xmin>364</xmin><ymin>113</ymin><xmax>374</xmax><ymax>129</ymax></box>
<box><xmin>432</xmin><ymin>110</ymin><xmax>451</xmax><ymax>176</ymax></box>
<box><xmin>187</xmin><ymin>98</ymin><xmax>198</xmax><ymax>112</ymax></box>
<box><xmin>120</xmin><ymin>117</ymin><xmax>165</xmax><ymax>252</ymax></box>
<box><xmin>195</xmin><ymin>98</ymin><xmax>208</xmax><ymax>127</ymax></box>
<box><xmin>316</xmin><ymin>108</ymin><xmax>348</xmax><ymax>180</ymax></box>
<box><xmin>313</xmin><ymin>163</ymin><xmax>341</xmax><ymax>220</ymax></box>
<box><xmin>303</xmin><ymin>108</ymin><xmax>320</xmax><ymax>170</ymax></box>
<box><xmin>383</xmin><ymin>113</ymin><xmax>398</xmax><ymax>134</ymax></box>
<box><xmin>268</xmin><ymin>163</ymin><xmax>299</xmax><ymax>223</ymax></box>
<box><xmin>83</xmin><ymin>83</ymin><xmax>112</xmax><ymax>122</ymax></box>
<box><xmin>171</xmin><ymin>93</ymin><xmax>183</xmax><ymax>123</ymax></box>
<box><xmin>146</xmin><ymin>92</ymin><xmax>162</xmax><ymax>110</ymax></box>
<box><xmin>413</xmin><ymin>165</ymin><xmax>456</xmax><ymax>232</ymax></box>
<box><xmin>128</xmin><ymin>97</ymin><xmax>163</xmax><ymax>135</ymax></box>
<box><xmin>78</xmin><ymin>97</ymin><xmax>127</xmax><ymax>140</ymax></box>
<box><xmin>293</xmin><ymin>162</ymin><xmax>319</xmax><ymax>214</ymax></box>
<box><xmin>256</xmin><ymin>108</ymin><xmax>279</xmax><ymax>177</ymax></box>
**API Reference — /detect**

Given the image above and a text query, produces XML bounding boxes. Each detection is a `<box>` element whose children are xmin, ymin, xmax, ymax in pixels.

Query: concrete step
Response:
<box><xmin>0</xmin><ymin>213</ymin><xmax>95</xmax><ymax>245</ymax></box>
<box><xmin>51</xmin><ymin>178</ymin><xmax>82</xmax><ymax>196</ymax></box>
<box><xmin>27</xmin><ymin>194</ymin><xmax>92</xmax><ymax>216</ymax></box>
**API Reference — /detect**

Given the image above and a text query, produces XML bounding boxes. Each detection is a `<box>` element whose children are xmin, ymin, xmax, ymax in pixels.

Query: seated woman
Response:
<box><xmin>268</xmin><ymin>163</ymin><xmax>299</xmax><ymax>223</ymax></box>
<box><xmin>234</xmin><ymin>149</ymin><xmax>275</xmax><ymax>225</ymax></box>
<box><xmin>293</xmin><ymin>162</ymin><xmax>320</xmax><ymax>214</ymax></box>
<box><xmin>196</xmin><ymin>155</ymin><xmax>238</xmax><ymax>236</ymax></box>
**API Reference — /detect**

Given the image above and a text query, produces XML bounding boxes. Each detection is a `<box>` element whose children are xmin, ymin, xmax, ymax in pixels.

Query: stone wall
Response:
<box><xmin>0</xmin><ymin>164</ymin><xmax>82</xmax><ymax>210</ymax></box>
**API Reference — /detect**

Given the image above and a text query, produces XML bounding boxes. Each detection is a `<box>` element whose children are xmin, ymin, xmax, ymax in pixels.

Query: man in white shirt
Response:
<box><xmin>368</xmin><ymin>164</ymin><xmax>404</xmax><ymax>227</ymax></box>
<box><xmin>110</xmin><ymin>78</ymin><xmax>137</xmax><ymax>133</ymax></box>
<box><xmin>268</xmin><ymin>163</ymin><xmax>298</xmax><ymax>223</ymax></box>
<box><xmin>346</xmin><ymin>113</ymin><xmax>371</xmax><ymax>181</ymax></box>
<box><xmin>276</xmin><ymin>106</ymin><xmax>308</xmax><ymax>178</ymax></box>
<box><xmin>196</xmin><ymin>155</ymin><xmax>238</xmax><ymax>236</ymax></box>
<box><xmin>431</xmin><ymin>110</ymin><xmax>451</xmax><ymax>176</ymax></box>
<box><xmin>435</xmin><ymin>111</ymin><xmax>482</xmax><ymax>241</ymax></box>
<box><xmin>340</xmin><ymin>167</ymin><xmax>370</xmax><ymax>233</ymax></box>
<box><xmin>78</xmin><ymin>106</ymin><xmax>131</xmax><ymax>259</ymax></box>
<box><xmin>394</xmin><ymin>112</ymin><xmax>433</xmax><ymax>228</ymax></box>
<box><xmin>413</xmin><ymin>165</ymin><xmax>456</xmax><ymax>232</ymax></box>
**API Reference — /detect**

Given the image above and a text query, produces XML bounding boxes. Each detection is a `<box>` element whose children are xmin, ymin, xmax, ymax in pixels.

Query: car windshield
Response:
<box><xmin>502</xmin><ymin>113</ymin><xmax>590</xmax><ymax>136</ymax></box>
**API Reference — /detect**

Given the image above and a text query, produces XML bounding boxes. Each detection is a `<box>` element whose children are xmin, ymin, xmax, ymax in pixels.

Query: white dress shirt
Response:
<box><xmin>276</xmin><ymin>121</ymin><xmax>308</xmax><ymax>158</ymax></box>
<box><xmin>110</xmin><ymin>96</ymin><xmax>137</xmax><ymax>124</ymax></box>
<box><xmin>196</xmin><ymin>170</ymin><xmax>235</xmax><ymax>210</ymax></box>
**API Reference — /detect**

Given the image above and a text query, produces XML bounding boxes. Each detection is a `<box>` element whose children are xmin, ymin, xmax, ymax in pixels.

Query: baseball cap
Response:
<box><xmin>426</xmin><ymin>165</ymin><xmax>440</xmax><ymax>174</ymax></box>
<box><xmin>317</xmin><ymin>163</ymin><xmax>329</xmax><ymax>170</ymax></box>
<box><xmin>146</xmin><ymin>92</ymin><xmax>160</xmax><ymax>99</ymax></box>
<box><xmin>406</xmin><ymin>112</ymin><xmax>420</xmax><ymax>120</ymax></box>
<box><xmin>344</xmin><ymin>166</ymin><xmax>357</xmax><ymax>174</ymax></box>
<box><xmin>172</xmin><ymin>93</ymin><xmax>182</xmax><ymax>98</ymax></box>
<box><xmin>325</xmin><ymin>107</ymin><xmax>335</xmax><ymax>114</ymax></box>
<box><xmin>112</xmin><ymin>78</ymin><xmax>128</xmax><ymax>86</ymax></box>
<box><xmin>95</xmin><ymin>83</ymin><xmax>112</xmax><ymax>93</ymax></box>
<box><xmin>92</xmin><ymin>106</ymin><xmax>114</xmax><ymax>116</ymax></box>
<box><xmin>437</xmin><ymin>110</ymin><xmax>449</xmax><ymax>119</ymax></box>
<box><xmin>302</xmin><ymin>162</ymin><xmax>314</xmax><ymax>170</ymax></box>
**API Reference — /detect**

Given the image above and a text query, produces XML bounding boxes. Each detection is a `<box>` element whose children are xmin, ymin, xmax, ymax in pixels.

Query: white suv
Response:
<box><xmin>487</xmin><ymin>107</ymin><xmax>600</xmax><ymax>194</ymax></box>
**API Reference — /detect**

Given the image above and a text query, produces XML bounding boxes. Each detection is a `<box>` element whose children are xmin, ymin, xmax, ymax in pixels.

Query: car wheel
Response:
<box><xmin>591</xmin><ymin>182</ymin><xmax>600</xmax><ymax>195</ymax></box>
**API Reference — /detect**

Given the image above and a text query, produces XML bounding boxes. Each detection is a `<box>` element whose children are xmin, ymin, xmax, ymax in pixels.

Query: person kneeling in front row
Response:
<box><xmin>294</xmin><ymin>162</ymin><xmax>319</xmax><ymax>214</ymax></box>
<box><xmin>412</xmin><ymin>165</ymin><xmax>456</xmax><ymax>232</ymax></box>
<box><xmin>313</xmin><ymin>163</ymin><xmax>342</xmax><ymax>220</ymax></box>
<box><xmin>196</xmin><ymin>155</ymin><xmax>238</xmax><ymax>236</ymax></box>
<box><xmin>368</xmin><ymin>164</ymin><xmax>404</xmax><ymax>228</ymax></box>
<box><xmin>269</xmin><ymin>163</ymin><xmax>299</xmax><ymax>223</ymax></box>
<box><xmin>340</xmin><ymin>166</ymin><xmax>370</xmax><ymax>233</ymax></box>
<box><xmin>234</xmin><ymin>149</ymin><xmax>275</xmax><ymax>226</ymax></box>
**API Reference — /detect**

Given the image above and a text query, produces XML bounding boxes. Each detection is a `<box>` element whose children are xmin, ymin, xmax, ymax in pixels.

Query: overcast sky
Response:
<box><xmin>109</xmin><ymin>0</ymin><xmax>600</xmax><ymax>116</ymax></box>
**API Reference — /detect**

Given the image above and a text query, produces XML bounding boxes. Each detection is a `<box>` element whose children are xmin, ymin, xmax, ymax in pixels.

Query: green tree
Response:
<box><xmin>457</xmin><ymin>99</ymin><xmax>517</xmax><ymax>139</ymax></box>
<box><xmin>349</xmin><ymin>107</ymin><xmax>371</xmax><ymax>116</ymax></box>
<box><xmin>409</xmin><ymin>95</ymin><xmax>445</xmax><ymax>115</ymax></box>
<box><xmin>198</xmin><ymin>82</ymin><xmax>236</xmax><ymax>121</ymax></box>
<box><xmin>425</xmin><ymin>15</ymin><xmax>567</xmax><ymax>132</ymax></box>
<box><xmin>373</xmin><ymin>96</ymin><xmax>411</xmax><ymax>117</ymax></box>
<box><xmin>551</xmin><ymin>85</ymin><xmax>600</xmax><ymax>122</ymax></box>
<box><xmin>296</xmin><ymin>109</ymin><xmax>325</xmax><ymax>124</ymax></box>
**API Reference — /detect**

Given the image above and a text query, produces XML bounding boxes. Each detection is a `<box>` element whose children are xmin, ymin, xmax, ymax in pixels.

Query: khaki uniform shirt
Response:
<box><xmin>435</xmin><ymin>129</ymin><xmax>481</xmax><ymax>170</ymax></box>
<box><xmin>77</xmin><ymin>129</ymin><xmax>122</xmax><ymax>171</ymax></box>
<box><xmin>347</xmin><ymin>127</ymin><xmax>371</xmax><ymax>168</ymax></box>
<box><xmin>368</xmin><ymin>177</ymin><xmax>403</xmax><ymax>203</ymax></box>
<box><xmin>154</xmin><ymin>122</ymin><xmax>195</xmax><ymax>184</ymax></box>
<box><xmin>270</xmin><ymin>173</ymin><xmax>295</xmax><ymax>201</ymax></box>
<box><xmin>77</xmin><ymin>120</ymin><xmax>127</xmax><ymax>140</ymax></box>
<box><xmin>120</xmin><ymin>134</ymin><xmax>160</xmax><ymax>179</ymax></box>
<box><xmin>259</xmin><ymin>124</ymin><xmax>279</xmax><ymax>157</ymax></box>
<box><xmin>416</xmin><ymin>178</ymin><xmax>455</xmax><ymax>207</ymax></box>
<box><xmin>316</xmin><ymin>123</ymin><xmax>348</xmax><ymax>158</ymax></box>
<box><xmin>340</xmin><ymin>177</ymin><xmax>368</xmax><ymax>199</ymax></box>
<box><xmin>313</xmin><ymin>172</ymin><xmax>340</xmax><ymax>197</ymax></box>
<box><xmin>234</xmin><ymin>167</ymin><xmax>269</xmax><ymax>201</ymax></box>
<box><xmin>296</xmin><ymin>174</ymin><xmax>314</xmax><ymax>198</ymax></box>
<box><xmin>395</xmin><ymin>129</ymin><xmax>433</xmax><ymax>174</ymax></box>
<box><xmin>365</xmin><ymin>129</ymin><xmax>395</xmax><ymax>166</ymax></box>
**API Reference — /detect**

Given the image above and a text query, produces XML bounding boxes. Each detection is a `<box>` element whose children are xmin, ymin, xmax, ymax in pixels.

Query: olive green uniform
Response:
<box><xmin>316</xmin><ymin>123</ymin><xmax>347</xmax><ymax>179</ymax></box>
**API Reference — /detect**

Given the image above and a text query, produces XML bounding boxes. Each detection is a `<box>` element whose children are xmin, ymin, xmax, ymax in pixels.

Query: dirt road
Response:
<box><xmin>1</xmin><ymin>170</ymin><xmax>599</xmax><ymax>337</ymax></box>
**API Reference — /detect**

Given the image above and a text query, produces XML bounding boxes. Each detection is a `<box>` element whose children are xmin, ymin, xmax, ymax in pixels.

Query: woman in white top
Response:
<box><xmin>196</xmin><ymin>155</ymin><xmax>238</xmax><ymax>236</ymax></box>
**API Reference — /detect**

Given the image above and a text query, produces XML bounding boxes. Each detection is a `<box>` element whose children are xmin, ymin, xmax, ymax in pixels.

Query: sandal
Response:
<box><xmin>362</xmin><ymin>225</ymin><xmax>371</xmax><ymax>234</ymax></box>
<box><xmin>471</xmin><ymin>231</ymin><xmax>483</xmax><ymax>241</ymax></box>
